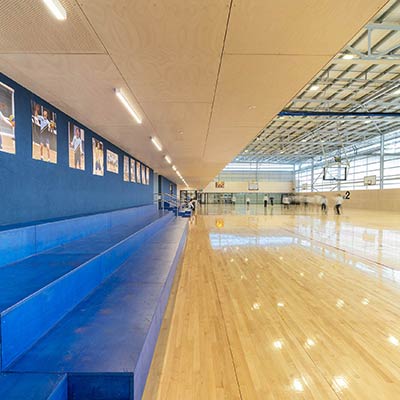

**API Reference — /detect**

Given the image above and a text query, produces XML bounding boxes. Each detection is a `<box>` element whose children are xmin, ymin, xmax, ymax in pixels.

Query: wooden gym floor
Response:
<box><xmin>143</xmin><ymin>205</ymin><xmax>400</xmax><ymax>399</ymax></box>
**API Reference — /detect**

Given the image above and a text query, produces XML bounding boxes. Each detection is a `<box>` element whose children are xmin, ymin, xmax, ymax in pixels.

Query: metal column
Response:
<box><xmin>380</xmin><ymin>134</ymin><xmax>385</xmax><ymax>189</ymax></box>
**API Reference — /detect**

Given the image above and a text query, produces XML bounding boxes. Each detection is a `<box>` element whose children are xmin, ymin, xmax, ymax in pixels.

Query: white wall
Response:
<box><xmin>299</xmin><ymin>188</ymin><xmax>400</xmax><ymax>212</ymax></box>
<box><xmin>203</xmin><ymin>180</ymin><xmax>293</xmax><ymax>193</ymax></box>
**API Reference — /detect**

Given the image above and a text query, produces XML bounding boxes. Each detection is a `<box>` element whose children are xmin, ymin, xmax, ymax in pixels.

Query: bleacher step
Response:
<box><xmin>0</xmin><ymin>211</ymin><xmax>174</xmax><ymax>369</ymax></box>
<box><xmin>9</xmin><ymin>219</ymin><xmax>188</xmax><ymax>400</ymax></box>
<box><xmin>0</xmin><ymin>373</ymin><xmax>67</xmax><ymax>400</ymax></box>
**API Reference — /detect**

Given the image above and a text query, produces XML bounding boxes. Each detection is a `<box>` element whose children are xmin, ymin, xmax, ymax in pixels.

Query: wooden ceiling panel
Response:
<box><xmin>0</xmin><ymin>0</ymin><xmax>104</xmax><ymax>54</ymax></box>
<box><xmin>225</xmin><ymin>0</ymin><xmax>388</xmax><ymax>55</ymax></box>
<box><xmin>209</xmin><ymin>54</ymin><xmax>331</xmax><ymax>130</ymax></box>
<box><xmin>79</xmin><ymin>0</ymin><xmax>230</xmax><ymax>102</ymax></box>
<box><xmin>139</xmin><ymin>101</ymin><xmax>211</xmax><ymax>157</ymax></box>
<box><xmin>0</xmin><ymin>54</ymin><xmax>138</xmax><ymax>127</ymax></box>
<box><xmin>203</xmin><ymin>127</ymin><xmax>263</xmax><ymax>164</ymax></box>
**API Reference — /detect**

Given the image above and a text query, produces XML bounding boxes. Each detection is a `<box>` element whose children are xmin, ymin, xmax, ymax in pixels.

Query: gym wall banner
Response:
<box><xmin>106</xmin><ymin>149</ymin><xmax>119</xmax><ymax>174</ymax></box>
<box><xmin>146</xmin><ymin>166</ymin><xmax>150</xmax><ymax>186</ymax></box>
<box><xmin>68</xmin><ymin>123</ymin><xmax>85</xmax><ymax>171</ymax></box>
<box><xmin>130</xmin><ymin>158</ymin><xmax>136</xmax><ymax>183</ymax></box>
<box><xmin>0</xmin><ymin>81</ymin><xmax>15</xmax><ymax>155</ymax></box>
<box><xmin>136</xmin><ymin>161</ymin><xmax>141</xmax><ymax>183</ymax></box>
<box><xmin>92</xmin><ymin>138</ymin><xmax>104</xmax><ymax>176</ymax></box>
<box><xmin>123</xmin><ymin>155</ymin><xmax>129</xmax><ymax>182</ymax></box>
<box><xmin>31</xmin><ymin>100</ymin><xmax>57</xmax><ymax>163</ymax></box>
<box><xmin>141</xmin><ymin>163</ymin><xmax>146</xmax><ymax>184</ymax></box>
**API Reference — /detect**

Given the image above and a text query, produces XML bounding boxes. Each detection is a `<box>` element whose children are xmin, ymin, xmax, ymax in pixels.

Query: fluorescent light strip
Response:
<box><xmin>115</xmin><ymin>89</ymin><xmax>142</xmax><ymax>124</ymax></box>
<box><xmin>151</xmin><ymin>137</ymin><xmax>162</xmax><ymax>152</ymax></box>
<box><xmin>164</xmin><ymin>155</ymin><xmax>172</xmax><ymax>164</ymax></box>
<box><xmin>43</xmin><ymin>0</ymin><xmax>66</xmax><ymax>20</ymax></box>
<box><xmin>172</xmin><ymin>165</ymin><xmax>177</xmax><ymax>171</ymax></box>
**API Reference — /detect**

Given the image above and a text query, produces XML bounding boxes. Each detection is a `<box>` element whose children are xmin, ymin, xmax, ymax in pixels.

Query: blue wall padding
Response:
<box><xmin>0</xmin><ymin>73</ymin><xmax>154</xmax><ymax>226</ymax></box>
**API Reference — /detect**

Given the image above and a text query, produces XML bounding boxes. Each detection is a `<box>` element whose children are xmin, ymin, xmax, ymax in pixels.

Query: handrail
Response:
<box><xmin>161</xmin><ymin>192</ymin><xmax>180</xmax><ymax>202</ymax></box>
<box><xmin>153</xmin><ymin>192</ymin><xmax>182</xmax><ymax>216</ymax></box>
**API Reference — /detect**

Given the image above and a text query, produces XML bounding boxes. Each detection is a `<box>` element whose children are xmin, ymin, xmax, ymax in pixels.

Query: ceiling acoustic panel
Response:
<box><xmin>203</xmin><ymin>127</ymin><xmax>264</xmax><ymax>163</ymax></box>
<box><xmin>0</xmin><ymin>53</ymin><xmax>145</xmax><ymax>131</ymax></box>
<box><xmin>0</xmin><ymin>0</ymin><xmax>105</xmax><ymax>54</ymax></box>
<box><xmin>79</xmin><ymin>0</ymin><xmax>230</xmax><ymax>102</ymax></box>
<box><xmin>209</xmin><ymin>54</ymin><xmax>331</xmax><ymax>129</ymax></box>
<box><xmin>139</xmin><ymin>101</ymin><xmax>212</xmax><ymax>158</ymax></box>
<box><xmin>225</xmin><ymin>0</ymin><xmax>389</xmax><ymax>55</ymax></box>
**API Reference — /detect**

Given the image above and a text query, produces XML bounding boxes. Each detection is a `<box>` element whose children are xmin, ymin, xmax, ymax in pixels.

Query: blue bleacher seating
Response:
<box><xmin>0</xmin><ymin>205</ymin><xmax>188</xmax><ymax>399</ymax></box>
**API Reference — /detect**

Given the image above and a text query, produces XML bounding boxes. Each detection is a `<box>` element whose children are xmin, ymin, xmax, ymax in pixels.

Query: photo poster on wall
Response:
<box><xmin>123</xmin><ymin>155</ymin><xmax>129</xmax><ymax>181</ymax></box>
<box><xmin>130</xmin><ymin>158</ymin><xmax>136</xmax><ymax>182</ymax></box>
<box><xmin>92</xmin><ymin>138</ymin><xmax>104</xmax><ymax>176</ymax></box>
<box><xmin>136</xmin><ymin>160</ymin><xmax>141</xmax><ymax>183</ymax></box>
<box><xmin>0</xmin><ymin>81</ymin><xmax>15</xmax><ymax>155</ymax></box>
<box><xmin>145</xmin><ymin>166</ymin><xmax>150</xmax><ymax>185</ymax></box>
<box><xmin>106</xmin><ymin>149</ymin><xmax>119</xmax><ymax>174</ymax></box>
<box><xmin>141</xmin><ymin>164</ymin><xmax>146</xmax><ymax>184</ymax></box>
<box><xmin>31</xmin><ymin>100</ymin><xmax>57</xmax><ymax>163</ymax></box>
<box><xmin>68</xmin><ymin>123</ymin><xmax>85</xmax><ymax>170</ymax></box>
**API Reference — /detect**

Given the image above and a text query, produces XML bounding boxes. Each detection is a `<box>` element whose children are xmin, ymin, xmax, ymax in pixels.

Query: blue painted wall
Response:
<box><xmin>158</xmin><ymin>175</ymin><xmax>177</xmax><ymax>209</ymax></box>
<box><xmin>0</xmin><ymin>73</ymin><xmax>154</xmax><ymax>226</ymax></box>
<box><xmin>159</xmin><ymin>175</ymin><xmax>177</xmax><ymax>197</ymax></box>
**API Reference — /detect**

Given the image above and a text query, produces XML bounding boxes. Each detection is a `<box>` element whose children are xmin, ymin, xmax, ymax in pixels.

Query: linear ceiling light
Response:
<box><xmin>164</xmin><ymin>155</ymin><xmax>172</xmax><ymax>164</ymax></box>
<box><xmin>342</xmin><ymin>54</ymin><xmax>354</xmax><ymax>60</ymax></box>
<box><xmin>310</xmin><ymin>85</ymin><xmax>319</xmax><ymax>91</ymax></box>
<box><xmin>114</xmin><ymin>88</ymin><xmax>142</xmax><ymax>124</ymax></box>
<box><xmin>150</xmin><ymin>137</ymin><xmax>162</xmax><ymax>152</ymax></box>
<box><xmin>172</xmin><ymin>165</ymin><xmax>177</xmax><ymax>171</ymax></box>
<box><xmin>43</xmin><ymin>0</ymin><xmax>67</xmax><ymax>20</ymax></box>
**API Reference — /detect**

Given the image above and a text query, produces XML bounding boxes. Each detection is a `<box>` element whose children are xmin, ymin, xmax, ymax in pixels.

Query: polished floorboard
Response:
<box><xmin>143</xmin><ymin>205</ymin><xmax>400</xmax><ymax>399</ymax></box>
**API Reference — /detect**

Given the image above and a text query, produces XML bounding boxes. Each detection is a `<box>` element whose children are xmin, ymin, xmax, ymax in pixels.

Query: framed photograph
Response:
<box><xmin>136</xmin><ymin>161</ymin><xmax>141</xmax><ymax>183</ymax></box>
<box><xmin>123</xmin><ymin>155</ymin><xmax>129</xmax><ymax>181</ymax></box>
<box><xmin>32</xmin><ymin>100</ymin><xmax>57</xmax><ymax>163</ymax></box>
<box><xmin>92</xmin><ymin>138</ymin><xmax>104</xmax><ymax>176</ymax></box>
<box><xmin>68</xmin><ymin>123</ymin><xmax>84</xmax><ymax>170</ymax></box>
<box><xmin>141</xmin><ymin>164</ymin><xmax>146</xmax><ymax>184</ymax></box>
<box><xmin>106</xmin><ymin>149</ymin><xmax>119</xmax><ymax>174</ymax></box>
<box><xmin>0</xmin><ymin>81</ymin><xmax>15</xmax><ymax>154</ymax></box>
<box><xmin>145</xmin><ymin>166</ymin><xmax>150</xmax><ymax>185</ymax></box>
<box><xmin>130</xmin><ymin>158</ymin><xmax>136</xmax><ymax>182</ymax></box>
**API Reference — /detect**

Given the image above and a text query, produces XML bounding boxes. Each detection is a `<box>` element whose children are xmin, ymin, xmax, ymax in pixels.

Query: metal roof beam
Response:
<box><xmin>279</xmin><ymin>110</ymin><xmax>400</xmax><ymax>118</ymax></box>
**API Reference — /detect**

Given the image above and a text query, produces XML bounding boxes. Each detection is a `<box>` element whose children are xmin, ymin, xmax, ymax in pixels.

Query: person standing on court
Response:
<box><xmin>232</xmin><ymin>195</ymin><xmax>236</xmax><ymax>206</ymax></box>
<box><xmin>335</xmin><ymin>193</ymin><xmax>343</xmax><ymax>215</ymax></box>
<box><xmin>246</xmin><ymin>197</ymin><xmax>250</xmax><ymax>207</ymax></box>
<box><xmin>282</xmin><ymin>195</ymin><xmax>290</xmax><ymax>210</ymax></box>
<box><xmin>263</xmin><ymin>194</ymin><xmax>268</xmax><ymax>208</ymax></box>
<box><xmin>321</xmin><ymin>196</ymin><xmax>327</xmax><ymax>214</ymax></box>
